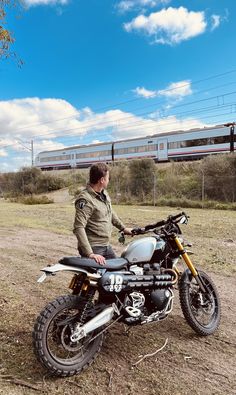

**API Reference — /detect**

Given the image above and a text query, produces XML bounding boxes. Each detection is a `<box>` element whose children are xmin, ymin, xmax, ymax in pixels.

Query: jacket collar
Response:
<box><xmin>86</xmin><ymin>184</ymin><xmax>109</xmax><ymax>201</ymax></box>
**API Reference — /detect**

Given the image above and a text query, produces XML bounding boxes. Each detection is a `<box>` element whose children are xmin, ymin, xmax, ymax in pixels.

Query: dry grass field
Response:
<box><xmin>0</xmin><ymin>201</ymin><xmax>236</xmax><ymax>395</ymax></box>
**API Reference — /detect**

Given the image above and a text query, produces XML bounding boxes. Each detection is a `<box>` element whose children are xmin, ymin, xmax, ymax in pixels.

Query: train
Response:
<box><xmin>35</xmin><ymin>123</ymin><xmax>235</xmax><ymax>170</ymax></box>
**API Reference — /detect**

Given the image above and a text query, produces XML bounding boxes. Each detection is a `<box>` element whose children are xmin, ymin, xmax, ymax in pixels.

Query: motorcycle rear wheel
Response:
<box><xmin>179</xmin><ymin>270</ymin><xmax>221</xmax><ymax>336</ymax></box>
<box><xmin>32</xmin><ymin>295</ymin><xmax>104</xmax><ymax>377</ymax></box>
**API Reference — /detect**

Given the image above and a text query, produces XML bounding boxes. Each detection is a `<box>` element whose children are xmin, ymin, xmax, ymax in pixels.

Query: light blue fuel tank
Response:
<box><xmin>121</xmin><ymin>237</ymin><xmax>157</xmax><ymax>263</ymax></box>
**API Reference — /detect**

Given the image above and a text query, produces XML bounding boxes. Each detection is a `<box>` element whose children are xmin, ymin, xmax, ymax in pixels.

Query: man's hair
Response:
<box><xmin>89</xmin><ymin>162</ymin><xmax>109</xmax><ymax>184</ymax></box>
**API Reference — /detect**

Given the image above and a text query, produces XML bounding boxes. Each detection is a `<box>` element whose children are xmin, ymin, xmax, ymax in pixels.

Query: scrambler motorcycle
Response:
<box><xmin>33</xmin><ymin>212</ymin><xmax>221</xmax><ymax>377</ymax></box>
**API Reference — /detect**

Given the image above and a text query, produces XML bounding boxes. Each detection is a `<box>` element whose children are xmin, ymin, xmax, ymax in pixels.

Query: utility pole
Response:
<box><xmin>15</xmin><ymin>138</ymin><xmax>34</xmax><ymax>167</ymax></box>
<box><xmin>153</xmin><ymin>171</ymin><xmax>156</xmax><ymax>206</ymax></box>
<box><xmin>31</xmin><ymin>140</ymin><xmax>34</xmax><ymax>166</ymax></box>
<box><xmin>201</xmin><ymin>169</ymin><xmax>205</xmax><ymax>208</ymax></box>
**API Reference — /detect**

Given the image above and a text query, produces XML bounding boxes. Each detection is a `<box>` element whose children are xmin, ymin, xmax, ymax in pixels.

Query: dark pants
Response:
<box><xmin>92</xmin><ymin>245</ymin><xmax>116</xmax><ymax>259</ymax></box>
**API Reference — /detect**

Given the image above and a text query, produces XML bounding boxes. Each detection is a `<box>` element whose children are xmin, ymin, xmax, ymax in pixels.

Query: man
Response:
<box><xmin>73</xmin><ymin>162</ymin><xmax>132</xmax><ymax>265</ymax></box>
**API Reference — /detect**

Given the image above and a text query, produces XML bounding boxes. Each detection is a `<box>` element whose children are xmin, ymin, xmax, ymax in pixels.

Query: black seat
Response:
<box><xmin>59</xmin><ymin>256</ymin><xmax>128</xmax><ymax>270</ymax></box>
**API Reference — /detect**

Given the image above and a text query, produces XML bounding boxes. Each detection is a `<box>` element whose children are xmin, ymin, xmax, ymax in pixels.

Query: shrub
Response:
<box><xmin>0</xmin><ymin>167</ymin><xmax>67</xmax><ymax>197</ymax></box>
<box><xmin>19</xmin><ymin>195</ymin><xmax>54</xmax><ymax>205</ymax></box>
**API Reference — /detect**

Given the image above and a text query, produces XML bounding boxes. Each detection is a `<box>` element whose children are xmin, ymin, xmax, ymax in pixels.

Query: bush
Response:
<box><xmin>200</xmin><ymin>154</ymin><xmax>236</xmax><ymax>202</ymax></box>
<box><xmin>129</xmin><ymin>159</ymin><xmax>156</xmax><ymax>199</ymax></box>
<box><xmin>19</xmin><ymin>195</ymin><xmax>54</xmax><ymax>205</ymax></box>
<box><xmin>0</xmin><ymin>167</ymin><xmax>67</xmax><ymax>197</ymax></box>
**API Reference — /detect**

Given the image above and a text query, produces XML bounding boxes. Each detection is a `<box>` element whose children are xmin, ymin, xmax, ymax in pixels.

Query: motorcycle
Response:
<box><xmin>33</xmin><ymin>212</ymin><xmax>221</xmax><ymax>377</ymax></box>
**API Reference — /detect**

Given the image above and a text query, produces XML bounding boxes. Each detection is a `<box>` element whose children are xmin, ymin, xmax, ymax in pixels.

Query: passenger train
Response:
<box><xmin>35</xmin><ymin>123</ymin><xmax>235</xmax><ymax>170</ymax></box>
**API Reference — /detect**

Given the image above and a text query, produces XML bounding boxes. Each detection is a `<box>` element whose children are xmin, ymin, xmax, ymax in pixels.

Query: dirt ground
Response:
<box><xmin>0</xmin><ymin>201</ymin><xmax>236</xmax><ymax>395</ymax></box>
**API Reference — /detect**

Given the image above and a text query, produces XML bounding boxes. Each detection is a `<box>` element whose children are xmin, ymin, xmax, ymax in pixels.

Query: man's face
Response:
<box><xmin>101</xmin><ymin>171</ymin><xmax>109</xmax><ymax>189</ymax></box>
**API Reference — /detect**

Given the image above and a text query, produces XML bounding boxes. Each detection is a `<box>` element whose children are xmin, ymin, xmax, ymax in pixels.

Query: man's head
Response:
<box><xmin>89</xmin><ymin>163</ymin><xmax>110</xmax><ymax>190</ymax></box>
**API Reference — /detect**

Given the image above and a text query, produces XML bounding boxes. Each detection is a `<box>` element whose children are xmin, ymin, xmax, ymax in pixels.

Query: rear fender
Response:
<box><xmin>37</xmin><ymin>263</ymin><xmax>101</xmax><ymax>283</ymax></box>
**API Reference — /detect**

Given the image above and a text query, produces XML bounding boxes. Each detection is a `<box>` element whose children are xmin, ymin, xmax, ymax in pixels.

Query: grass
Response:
<box><xmin>0</xmin><ymin>200</ymin><xmax>235</xmax><ymax>274</ymax></box>
<box><xmin>0</xmin><ymin>200</ymin><xmax>236</xmax><ymax>395</ymax></box>
<box><xmin>0</xmin><ymin>201</ymin><xmax>74</xmax><ymax>234</ymax></box>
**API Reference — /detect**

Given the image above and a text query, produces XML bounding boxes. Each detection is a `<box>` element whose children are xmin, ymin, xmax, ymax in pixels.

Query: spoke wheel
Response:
<box><xmin>179</xmin><ymin>270</ymin><xmax>221</xmax><ymax>336</ymax></box>
<box><xmin>33</xmin><ymin>295</ymin><xmax>104</xmax><ymax>377</ymax></box>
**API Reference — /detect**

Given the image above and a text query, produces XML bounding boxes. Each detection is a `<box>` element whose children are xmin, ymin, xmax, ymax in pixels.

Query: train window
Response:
<box><xmin>114</xmin><ymin>144</ymin><xmax>158</xmax><ymax>155</ymax></box>
<box><xmin>147</xmin><ymin>144</ymin><xmax>158</xmax><ymax>151</ymax></box>
<box><xmin>168</xmin><ymin>135</ymin><xmax>230</xmax><ymax>149</ymax></box>
<box><xmin>40</xmin><ymin>154</ymin><xmax>71</xmax><ymax>162</ymax></box>
<box><xmin>76</xmin><ymin>150</ymin><xmax>110</xmax><ymax>159</ymax></box>
<box><xmin>159</xmin><ymin>143</ymin><xmax>164</xmax><ymax>150</ymax></box>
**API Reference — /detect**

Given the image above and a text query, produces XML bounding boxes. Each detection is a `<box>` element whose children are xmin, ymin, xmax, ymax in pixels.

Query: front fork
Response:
<box><xmin>174</xmin><ymin>236</ymin><xmax>206</xmax><ymax>293</ymax></box>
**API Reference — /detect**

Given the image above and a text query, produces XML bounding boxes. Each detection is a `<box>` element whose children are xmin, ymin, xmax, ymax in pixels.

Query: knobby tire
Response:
<box><xmin>32</xmin><ymin>294</ymin><xmax>104</xmax><ymax>377</ymax></box>
<box><xmin>179</xmin><ymin>270</ymin><xmax>221</xmax><ymax>336</ymax></box>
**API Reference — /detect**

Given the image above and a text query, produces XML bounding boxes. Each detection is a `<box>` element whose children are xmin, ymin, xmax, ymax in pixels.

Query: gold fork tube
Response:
<box><xmin>174</xmin><ymin>236</ymin><xmax>198</xmax><ymax>277</ymax></box>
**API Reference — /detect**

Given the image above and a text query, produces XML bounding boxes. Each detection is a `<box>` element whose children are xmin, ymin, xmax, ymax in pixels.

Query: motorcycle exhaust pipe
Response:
<box><xmin>70</xmin><ymin>303</ymin><xmax>119</xmax><ymax>342</ymax></box>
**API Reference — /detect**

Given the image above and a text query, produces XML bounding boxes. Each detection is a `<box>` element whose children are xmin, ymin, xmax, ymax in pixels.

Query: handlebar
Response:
<box><xmin>130</xmin><ymin>212</ymin><xmax>188</xmax><ymax>235</ymax></box>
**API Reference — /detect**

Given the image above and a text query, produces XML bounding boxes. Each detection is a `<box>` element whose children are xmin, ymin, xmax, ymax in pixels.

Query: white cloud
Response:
<box><xmin>0</xmin><ymin>149</ymin><xmax>8</xmax><ymax>157</ymax></box>
<box><xmin>23</xmin><ymin>0</ymin><xmax>69</xmax><ymax>7</ymax></box>
<box><xmin>0</xmin><ymin>97</ymin><xmax>81</xmax><ymax>140</ymax></box>
<box><xmin>158</xmin><ymin>80</ymin><xmax>192</xmax><ymax>98</ymax></box>
<box><xmin>117</xmin><ymin>0</ymin><xmax>170</xmax><ymax>13</ymax></box>
<box><xmin>211</xmin><ymin>14</ymin><xmax>221</xmax><ymax>31</ymax></box>
<box><xmin>134</xmin><ymin>80</ymin><xmax>192</xmax><ymax>99</ymax></box>
<box><xmin>33</xmin><ymin>139</ymin><xmax>66</xmax><ymax>152</ymax></box>
<box><xmin>111</xmin><ymin>113</ymin><xmax>205</xmax><ymax>140</ymax></box>
<box><xmin>124</xmin><ymin>6</ymin><xmax>207</xmax><ymax>45</ymax></box>
<box><xmin>133</xmin><ymin>86</ymin><xmax>156</xmax><ymax>98</ymax></box>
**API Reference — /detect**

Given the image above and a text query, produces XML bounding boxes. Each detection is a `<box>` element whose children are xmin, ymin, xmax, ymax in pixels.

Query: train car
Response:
<box><xmin>35</xmin><ymin>142</ymin><xmax>113</xmax><ymax>170</ymax></box>
<box><xmin>35</xmin><ymin>123</ymin><xmax>235</xmax><ymax>170</ymax></box>
<box><xmin>163</xmin><ymin>124</ymin><xmax>235</xmax><ymax>161</ymax></box>
<box><xmin>112</xmin><ymin>123</ymin><xmax>235</xmax><ymax>162</ymax></box>
<box><xmin>113</xmin><ymin>136</ymin><xmax>158</xmax><ymax>162</ymax></box>
<box><xmin>35</xmin><ymin>147</ymin><xmax>76</xmax><ymax>170</ymax></box>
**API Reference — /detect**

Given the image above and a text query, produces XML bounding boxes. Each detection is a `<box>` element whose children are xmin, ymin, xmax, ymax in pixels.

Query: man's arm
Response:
<box><xmin>111</xmin><ymin>209</ymin><xmax>125</xmax><ymax>231</ymax></box>
<box><xmin>73</xmin><ymin>198</ymin><xmax>94</xmax><ymax>257</ymax></box>
<box><xmin>111</xmin><ymin>209</ymin><xmax>133</xmax><ymax>235</ymax></box>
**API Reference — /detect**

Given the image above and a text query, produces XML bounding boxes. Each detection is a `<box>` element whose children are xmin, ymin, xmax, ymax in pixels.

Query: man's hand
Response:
<box><xmin>123</xmin><ymin>228</ymin><xmax>133</xmax><ymax>236</ymax></box>
<box><xmin>89</xmin><ymin>253</ymin><xmax>106</xmax><ymax>265</ymax></box>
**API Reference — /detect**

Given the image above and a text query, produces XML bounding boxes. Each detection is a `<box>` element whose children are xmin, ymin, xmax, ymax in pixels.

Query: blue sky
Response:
<box><xmin>0</xmin><ymin>0</ymin><xmax>236</xmax><ymax>171</ymax></box>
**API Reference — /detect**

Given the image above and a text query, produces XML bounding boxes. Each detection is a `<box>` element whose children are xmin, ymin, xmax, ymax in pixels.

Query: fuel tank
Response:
<box><xmin>121</xmin><ymin>237</ymin><xmax>157</xmax><ymax>263</ymax></box>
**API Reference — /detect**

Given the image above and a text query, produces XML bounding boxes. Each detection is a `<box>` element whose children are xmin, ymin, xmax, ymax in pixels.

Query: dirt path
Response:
<box><xmin>0</xmin><ymin>225</ymin><xmax>236</xmax><ymax>395</ymax></box>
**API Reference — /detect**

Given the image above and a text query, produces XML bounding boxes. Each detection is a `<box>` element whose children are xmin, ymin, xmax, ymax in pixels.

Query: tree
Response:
<box><xmin>129</xmin><ymin>159</ymin><xmax>156</xmax><ymax>201</ymax></box>
<box><xmin>0</xmin><ymin>0</ymin><xmax>22</xmax><ymax>63</ymax></box>
<box><xmin>0</xmin><ymin>0</ymin><xmax>14</xmax><ymax>59</ymax></box>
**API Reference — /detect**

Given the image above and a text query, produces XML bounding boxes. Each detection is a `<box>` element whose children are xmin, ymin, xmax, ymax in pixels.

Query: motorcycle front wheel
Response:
<box><xmin>179</xmin><ymin>270</ymin><xmax>221</xmax><ymax>336</ymax></box>
<box><xmin>32</xmin><ymin>295</ymin><xmax>104</xmax><ymax>377</ymax></box>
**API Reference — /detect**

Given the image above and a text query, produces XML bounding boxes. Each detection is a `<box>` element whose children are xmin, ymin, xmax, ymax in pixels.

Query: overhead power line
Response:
<box><xmin>23</xmin><ymin>90</ymin><xmax>236</xmax><ymax>141</ymax></box>
<box><xmin>1</xmin><ymin>95</ymin><xmax>236</xmax><ymax>152</ymax></box>
<box><xmin>3</xmin><ymin>68</ymin><xmax>236</xmax><ymax>136</ymax></box>
<box><xmin>2</xmin><ymin>68</ymin><xmax>236</xmax><ymax>154</ymax></box>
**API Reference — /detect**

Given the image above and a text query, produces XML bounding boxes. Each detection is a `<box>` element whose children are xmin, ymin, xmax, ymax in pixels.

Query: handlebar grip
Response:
<box><xmin>169</xmin><ymin>212</ymin><xmax>186</xmax><ymax>221</ymax></box>
<box><xmin>131</xmin><ymin>227</ymin><xmax>146</xmax><ymax>235</ymax></box>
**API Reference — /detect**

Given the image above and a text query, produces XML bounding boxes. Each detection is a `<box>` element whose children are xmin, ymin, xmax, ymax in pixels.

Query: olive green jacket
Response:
<box><xmin>73</xmin><ymin>184</ymin><xmax>125</xmax><ymax>256</ymax></box>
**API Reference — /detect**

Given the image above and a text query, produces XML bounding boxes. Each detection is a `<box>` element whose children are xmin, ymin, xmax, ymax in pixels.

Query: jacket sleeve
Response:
<box><xmin>73</xmin><ymin>199</ymin><xmax>94</xmax><ymax>257</ymax></box>
<box><xmin>111</xmin><ymin>209</ymin><xmax>125</xmax><ymax>231</ymax></box>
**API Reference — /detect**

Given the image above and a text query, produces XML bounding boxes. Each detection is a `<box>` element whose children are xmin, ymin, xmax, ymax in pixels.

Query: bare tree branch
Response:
<box><xmin>132</xmin><ymin>338</ymin><xmax>168</xmax><ymax>366</ymax></box>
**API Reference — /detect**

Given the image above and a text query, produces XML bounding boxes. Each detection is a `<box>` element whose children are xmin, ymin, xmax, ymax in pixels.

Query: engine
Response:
<box><xmin>123</xmin><ymin>288</ymin><xmax>174</xmax><ymax>324</ymax></box>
